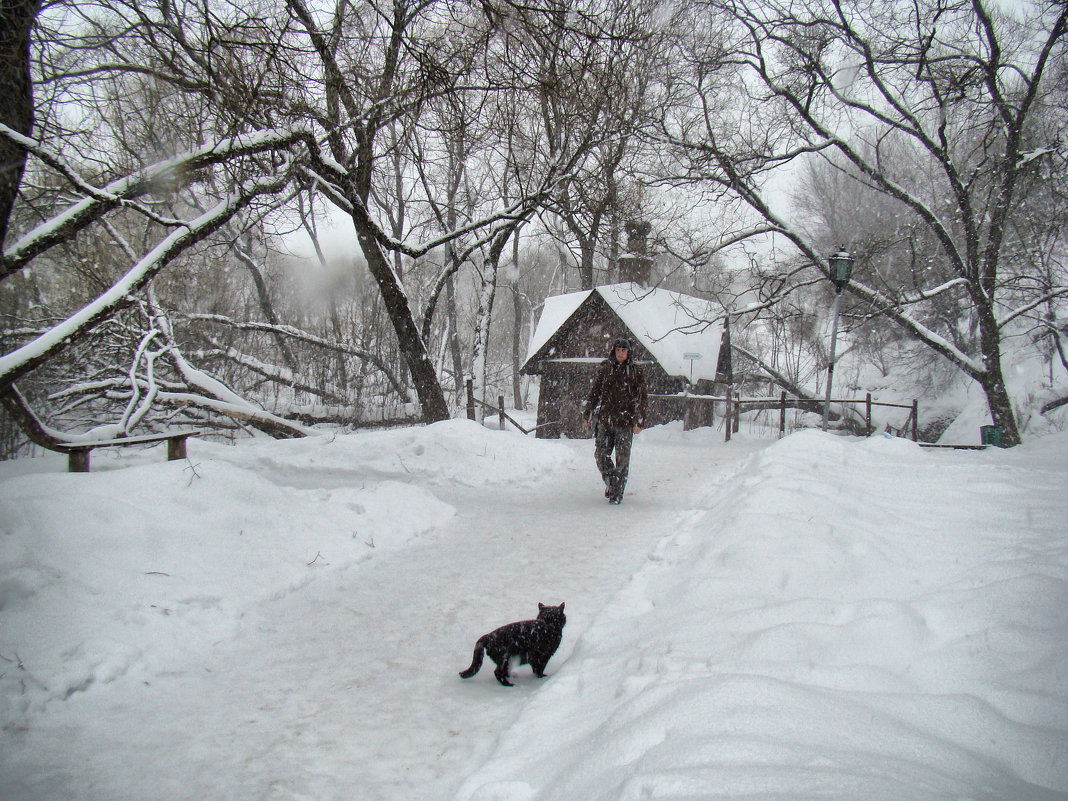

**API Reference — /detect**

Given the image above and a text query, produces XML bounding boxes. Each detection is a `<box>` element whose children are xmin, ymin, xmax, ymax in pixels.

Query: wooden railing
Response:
<box><xmin>650</xmin><ymin>390</ymin><xmax>918</xmax><ymax>442</ymax></box>
<box><xmin>464</xmin><ymin>379</ymin><xmax>919</xmax><ymax>444</ymax></box>
<box><xmin>465</xmin><ymin>380</ymin><xmax>548</xmax><ymax>435</ymax></box>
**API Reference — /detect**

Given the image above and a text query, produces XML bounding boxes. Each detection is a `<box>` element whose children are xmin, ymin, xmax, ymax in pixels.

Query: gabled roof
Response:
<box><xmin>523</xmin><ymin>283</ymin><xmax>724</xmax><ymax>383</ymax></box>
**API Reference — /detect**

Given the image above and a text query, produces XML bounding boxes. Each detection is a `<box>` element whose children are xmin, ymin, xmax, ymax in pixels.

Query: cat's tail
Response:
<box><xmin>459</xmin><ymin>639</ymin><xmax>485</xmax><ymax>679</ymax></box>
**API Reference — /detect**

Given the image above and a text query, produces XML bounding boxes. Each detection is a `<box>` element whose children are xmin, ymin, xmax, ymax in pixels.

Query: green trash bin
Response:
<box><xmin>980</xmin><ymin>425</ymin><xmax>1004</xmax><ymax>447</ymax></box>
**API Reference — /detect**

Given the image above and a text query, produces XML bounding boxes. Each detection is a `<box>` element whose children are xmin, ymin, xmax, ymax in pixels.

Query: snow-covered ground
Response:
<box><xmin>1</xmin><ymin>419</ymin><xmax>1065</xmax><ymax>800</ymax></box>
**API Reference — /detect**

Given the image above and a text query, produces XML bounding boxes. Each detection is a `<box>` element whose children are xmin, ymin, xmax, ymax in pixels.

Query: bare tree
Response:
<box><xmin>0</xmin><ymin>0</ymin><xmax>39</xmax><ymax>251</ymax></box>
<box><xmin>0</xmin><ymin>0</ymin><xmax>342</xmax><ymax>441</ymax></box>
<box><xmin>659</xmin><ymin>0</ymin><xmax>1068</xmax><ymax>445</ymax></box>
<box><xmin>1</xmin><ymin>0</ymin><xmax>589</xmax><ymax>444</ymax></box>
<box><xmin>515</xmin><ymin>0</ymin><xmax>670</xmax><ymax>290</ymax></box>
<box><xmin>0</xmin><ymin>125</ymin><xmax>309</xmax><ymax>391</ymax></box>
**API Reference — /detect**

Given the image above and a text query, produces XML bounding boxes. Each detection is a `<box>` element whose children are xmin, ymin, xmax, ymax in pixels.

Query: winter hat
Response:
<box><xmin>613</xmin><ymin>337</ymin><xmax>631</xmax><ymax>350</ymax></box>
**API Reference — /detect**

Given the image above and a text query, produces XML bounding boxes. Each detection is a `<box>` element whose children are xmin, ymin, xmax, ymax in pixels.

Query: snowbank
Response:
<box><xmin>458</xmin><ymin>430</ymin><xmax>1068</xmax><ymax>800</ymax></box>
<box><xmin>0</xmin><ymin>419</ymin><xmax>575</xmax><ymax>726</ymax></box>
<box><xmin>1</xmin><ymin>420</ymin><xmax>1065</xmax><ymax>801</ymax></box>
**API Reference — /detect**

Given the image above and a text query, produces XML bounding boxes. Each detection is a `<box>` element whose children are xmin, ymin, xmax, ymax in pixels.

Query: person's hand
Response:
<box><xmin>633</xmin><ymin>425</ymin><xmax>642</xmax><ymax>434</ymax></box>
<box><xmin>583</xmin><ymin>418</ymin><xmax>590</xmax><ymax>427</ymax></box>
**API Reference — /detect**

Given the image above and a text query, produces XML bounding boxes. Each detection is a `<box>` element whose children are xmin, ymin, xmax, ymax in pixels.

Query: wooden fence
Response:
<box><xmin>466</xmin><ymin>380</ymin><xmax>549</xmax><ymax>435</ymax></box>
<box><xmin>651</xmin><ymin>389</ymin><xmax>918</xmax><ymax>442</ymax></box>
<box><xmin>465</xmin><ymin>379</ymin><xmax>919</xmax><ymax>443</ymax></box>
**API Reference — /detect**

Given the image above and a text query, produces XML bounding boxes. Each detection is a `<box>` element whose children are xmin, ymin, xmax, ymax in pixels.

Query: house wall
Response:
<box><xmin>535</xmin><ymin>363</ymin><xmax>593</xmax><ymax>439</ymax></box>
<box><xmin>534</xmin><ymin>361</ymin><xmax>692</xmax><ymax>439</ymax></box>
<box><xmin>528</xmin><ymin>293</ymin><xmax>719</xmax><ymax>438</ymax></box>
<box><xmin>555</xmin><ymin>299</ymin><xmax>618</xmax><ymax>358</ymax></box>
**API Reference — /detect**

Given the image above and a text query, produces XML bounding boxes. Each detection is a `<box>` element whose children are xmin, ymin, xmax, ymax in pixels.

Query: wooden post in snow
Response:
<box><xmin>725</xmin><ymin>386</ymin><xmax>732</xmax><ymax>442</ymax></box>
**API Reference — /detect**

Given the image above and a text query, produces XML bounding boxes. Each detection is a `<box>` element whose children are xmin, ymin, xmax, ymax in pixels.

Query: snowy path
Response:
<box><xmin>1</xmin><ymin>426</ymin><xmax>766</xmax><ymax>801</ymax></box>
<box><xmin>5</xmin><ymin>423</ymin><xmax>1065</xmax><ymax>801</ymax></box>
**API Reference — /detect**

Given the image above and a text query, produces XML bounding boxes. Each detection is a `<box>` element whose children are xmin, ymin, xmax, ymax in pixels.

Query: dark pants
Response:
<box><xmin>594</xmin><ymin>421</ymin><xmax>634</xmax><ymax>499</ymax></box>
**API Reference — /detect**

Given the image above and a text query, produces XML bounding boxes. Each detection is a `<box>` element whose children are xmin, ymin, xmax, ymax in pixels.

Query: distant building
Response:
<box><xmin>520</xmin><ymin>283</ymin><xmax>729</xmax><ymax>438</ymax></box>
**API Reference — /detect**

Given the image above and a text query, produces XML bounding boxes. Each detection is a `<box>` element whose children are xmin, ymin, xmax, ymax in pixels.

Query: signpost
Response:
<box><xmin>683</xmin><ymin>352</ymin><xmax>701</xmax><ymax>385</ymax></box>
<box><xmin>682</xmin><ymin>353</ymin><xmax>701</xmax><ymax>432</ymax></box>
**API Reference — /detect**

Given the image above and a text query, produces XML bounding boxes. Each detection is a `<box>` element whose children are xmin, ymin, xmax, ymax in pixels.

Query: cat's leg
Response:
<box><xmin>488</xmin><ymin>648</ymin><xmax>514</xmax><ymax>686</ymax></box>
<box><xmin>493</xmin><ymin>664</ymin><xmax>513</xmax><ymax>686</ymax></box>
<box><xmin>529</xmin><ymin>655</ymin><xmax>548</xmax><ymax>677</ymax></box>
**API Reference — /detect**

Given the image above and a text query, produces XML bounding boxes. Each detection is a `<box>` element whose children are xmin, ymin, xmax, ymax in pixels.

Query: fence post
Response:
<box><xmin>498</xmin><ymin>395</ymin><xmax>506</xmax><ymax>430</ymax></box>
<box><xmin>725</xmin><ymin>386</ymin><xmax>732</xmax><ymax>442</ymax></box>
<box><xmin>466</xmin><ymin>379</ymin><xmax>475</xmax><ymax>420</ymax></box>
<box><xmin>780</xmin><ymin>391</ymin><xmax>787</xmax><ymax>438</ymax></box>
<box><xmin>912</xmin><ymin>399</ymin><xmax>918</xmax><ymax>441</ymax></box>
<box><xmin>866</xmin><ymin>392</ymin><xmax>872</xmax><ymax>436</ymax></box>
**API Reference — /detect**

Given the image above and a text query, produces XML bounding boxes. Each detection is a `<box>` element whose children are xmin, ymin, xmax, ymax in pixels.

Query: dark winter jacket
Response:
<box><xmin>583</xmin><ymin>356</ymin><xmax>649</xmax><ymax>429</ymax></box>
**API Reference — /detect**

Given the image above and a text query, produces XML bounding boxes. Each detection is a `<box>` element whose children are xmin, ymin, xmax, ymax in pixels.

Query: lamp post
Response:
<box><xmin>822</xmin><ymin>247</ymin><xmax>855</xmax><ymax>431</ymax></box>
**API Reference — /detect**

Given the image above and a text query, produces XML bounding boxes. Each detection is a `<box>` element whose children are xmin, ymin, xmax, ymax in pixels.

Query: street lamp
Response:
<box><xmin>822</xmin><ymin>247</ymin><xmax>855</xmax><ymax>431</ymax></box>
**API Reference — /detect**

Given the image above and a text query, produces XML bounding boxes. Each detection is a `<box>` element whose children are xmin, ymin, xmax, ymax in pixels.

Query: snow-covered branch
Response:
<box><xmin>996</xmin><ymin>286</ymin><xmax>1068</xmax><ymax>330</ymax></box>
<box><xmin>0</xmin><ymin>170</ymin><xmax>293</xmax><ymax>390</ymax></box>
<box><xmin>844</xmin><ymin>278</ymin><xmax>986</xmax><ymax>376</ymax></box>
<box><xmin>118</xmin><ymin>330</ymin><xmax>167</xmax><ymax>433</ymax></box>
<box><xmin>0</xmin><ymin>386</ymin><xmax>70</xmax><ymax>450</ymax></box>
<box><xmin>151</xmin><ymin>392</ymin><xmax>315</xmax><ymax>438</ymax></box>
<box><xmin>898</xmin><ymin>278</ymin><xmax>972</xmax><ymax>306</ymax></box>
<box><xmin>730</xmin><ymin>341</ymin><xmax>821</xmax><ymax>404</ymax></box>
<box><xmin>0</xmin><ymin>124</ymin><xmax>317</xmax><ymax>279</ymax></box>
<box><xmin>195</xmin><ymin>339</ymin><xmax>349</xmax><ymax>404</ymax></box>
<box><xmin>183</xmin><ymin>313</ymin><xmax>411</xmax><ymax>401</ymax></box>
<box><xmin>150</xmin><ymin>309</ymin><xmax>311</xmax><ymax>439</ymax></box>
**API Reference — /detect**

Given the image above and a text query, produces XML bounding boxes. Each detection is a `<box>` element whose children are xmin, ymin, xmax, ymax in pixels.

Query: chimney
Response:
<box><xmin>618</xmin><ymin>220</ymin><xmax>653</xmax><ymax>285</ymax></box>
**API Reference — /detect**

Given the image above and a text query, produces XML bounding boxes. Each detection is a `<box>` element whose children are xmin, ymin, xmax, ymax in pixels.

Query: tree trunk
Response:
<box><xmin>471</xmin><ymin>231</ymin><xmax>514</xmax><ymax>422</ymax></box>
<box><xmin>510</xmin><ymin>231</ymin><xmax>525</xmax><ymax>411</ymax></box>
<box><xmin>446</xmin><ymin>268</ymin><xmax>464</xmax><ymax>404</ymax></box>
<box><xmin>350</xmin><ymin>215</ymin><xmax>450</xmax><ymax>423</ymax></box>
<box><xmin>980</xmin><ymin>369</ymin><xmax>1020</xmax><ymax>447</ymax></box>
<box><xmin>511</xmin><ymin>282</ymin><xmax>525</xmax><ymax>410</ymax></box>
<box><xmin>0</xmin><ymin>0</ymin><xmax>40</xmax><ymax>249</ymax></box>
<box><xmin>976</xmin><ymin>304</ymin><xmax>1021</xmax><ymax>446</ymax></box>
<box><xmin>578</xmin><ymin>235</ymin><xmax>595</xmax><ymax>290</ymax></box>
<box><xmin>233</xmin><ymin>238</ymin><xmax>298</xmax><ymax>372</ymax></box>
<box><xmin>608</xmin><ymin>205</ymin><xmax>620</xmax><ymax>283</ymax></box>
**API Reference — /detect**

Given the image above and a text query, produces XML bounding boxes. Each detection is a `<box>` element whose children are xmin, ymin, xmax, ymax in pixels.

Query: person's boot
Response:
<box><xmin>609</xmin><ymin>472</ymin><xmax>625</xmax><ymax>499</ymax></box>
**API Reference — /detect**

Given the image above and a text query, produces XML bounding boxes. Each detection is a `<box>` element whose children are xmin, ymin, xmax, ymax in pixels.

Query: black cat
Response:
<box><xmin>459</xmin><ymin>602</ymin><xmax>566</xmax><ymax>686</ymax></box>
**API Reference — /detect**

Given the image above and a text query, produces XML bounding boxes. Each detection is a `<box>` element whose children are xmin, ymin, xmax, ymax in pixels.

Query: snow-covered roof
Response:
<box><xmin>525</xmin><ymin>288</ymin><xmax>591</xmax><ymax>360</ymax></box>
<box><xmin>525</xmin><ymin>283</ymin><xmax>724</xmax><ymax>383</ymax></box>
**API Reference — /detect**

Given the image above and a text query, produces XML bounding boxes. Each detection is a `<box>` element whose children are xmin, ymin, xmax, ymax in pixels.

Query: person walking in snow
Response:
<box><xmin>583</xmin><ymin>337</ymin><xmax>649</xmax><ymax>504</ymax></box>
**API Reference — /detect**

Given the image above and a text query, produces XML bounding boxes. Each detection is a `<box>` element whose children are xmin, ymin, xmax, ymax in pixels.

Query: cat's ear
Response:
<box><xmin>559</xmin><ymin>602</ymin><xmax>565</xmax><ymax>610</ymax></box>
<box><xmin>538</xmin><ymin>602</ymin><xmax>546</xmax><ymax>611</ymax></box>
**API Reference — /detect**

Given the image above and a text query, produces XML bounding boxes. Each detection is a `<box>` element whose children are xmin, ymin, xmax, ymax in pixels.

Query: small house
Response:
<box><xmin>520</xmin><ymin>282</ymin><xmax>728</xmax><ymax>438</ymax></box>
